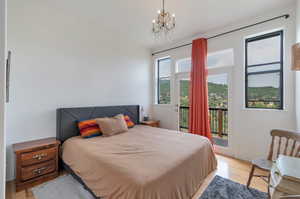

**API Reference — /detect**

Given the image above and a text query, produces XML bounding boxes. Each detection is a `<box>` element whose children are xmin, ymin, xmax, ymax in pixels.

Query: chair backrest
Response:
<box><xmin>268</xmin><ymin>129</ymin><xmax>300</xmax><ymax>161</ymax></box>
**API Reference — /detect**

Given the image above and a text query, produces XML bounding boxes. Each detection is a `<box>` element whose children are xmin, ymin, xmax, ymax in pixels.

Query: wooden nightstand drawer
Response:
<box><xmin>21</xmin><ymin>160</ymin><xmax>56</xmax><ymax>181</ymax></box>
<box><xmin>21</xmin><ymin>147</ymin><xmax>57</xmax><ymax>166</ymax></box>
<box><xmin>13</xmin><ymin>137</ymin><xmax>61</xmax><ymax>191</ymax></box>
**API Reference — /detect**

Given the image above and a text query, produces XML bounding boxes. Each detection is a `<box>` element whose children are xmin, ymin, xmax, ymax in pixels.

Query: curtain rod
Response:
<box><xmin>152</xmin><ymin>14</ymin><xmax>290</xmax><ymax>56</ymax></box>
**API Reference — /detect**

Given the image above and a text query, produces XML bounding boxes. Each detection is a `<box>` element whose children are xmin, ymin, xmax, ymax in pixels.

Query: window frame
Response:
<box><xmin>175</xmin><ymin>58</ymin><xmax>191</xmax><ymax>74</ymax></box>
<box><xmin>245</xmin><ymin>30</ymin><xmax>284</xmax><ymax>110</ymax></box>
<box><xmin>157</xmin><ymin>57</ymin><xmax>171</xmax><ymax>104</ymax></box>
<box><xmin>207</xmin><ymin>48</ymin><xmax>235</xmax><ymax>68</ymax></box>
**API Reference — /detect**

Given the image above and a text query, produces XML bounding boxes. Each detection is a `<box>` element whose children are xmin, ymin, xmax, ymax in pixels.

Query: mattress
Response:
<box><xmin>62</xmin><ymin>125</ymin><xmax>217</xmax><ymax>199</ymax></box>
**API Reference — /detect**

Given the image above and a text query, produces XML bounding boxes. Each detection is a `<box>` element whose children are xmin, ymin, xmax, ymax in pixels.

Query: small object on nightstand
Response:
<box><xmin>143</xmin><ymin>116</ymin><xmax>149</xmax><ymax>121</ymax></box>
<box><xmin>13</xmin><ymin>137</ymin><xmax>61</xmax><ymax>191</ymax></box>
<box><xmin>140</xmin><ymin>120</ymin><xmax>160</xmax><ymax>128</ymax></box>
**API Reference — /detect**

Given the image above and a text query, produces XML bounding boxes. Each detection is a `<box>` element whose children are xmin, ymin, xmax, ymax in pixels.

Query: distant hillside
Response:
<box><xmin>208</xmin><ymin>82</ymin><xmax>228</xmax><ymax>108</ymax></box>
<box><xmin>180</xmin><ymin>81</ymin><xmax>228</xmax><ymax>107</ymax></box>
<box><xmin>248</xmin><ymin>87</ymin><xmax>279</xmax><ymax>100</ymax></box>
<box><xmin>180</xmin><ymin>80</ymin><xmax>189</xmax><ymax>97</ymax></box>
<box><xmin>159</xmin><ymin>80</ymin><xmax>279</xmax><ymax>108</ymax></box>
<box><xmin>159</xmin><ymin>80</ymin><xmax>171</xmax><ymax>104</ymax></box>
<box><xmin>208</xmin><ymin>82</ymin><xmax>228</xmax><ymax>98</ymax></box>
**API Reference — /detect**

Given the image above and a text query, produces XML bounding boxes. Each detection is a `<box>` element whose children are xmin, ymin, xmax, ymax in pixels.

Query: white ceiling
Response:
<box><xmin>30</xmin><ymin>0</ymin><xmax>296</xmax><ymax>49</ymax></box>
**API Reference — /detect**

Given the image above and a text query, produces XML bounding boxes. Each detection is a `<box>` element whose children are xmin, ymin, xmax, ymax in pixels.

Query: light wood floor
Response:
<box><xmin>6</xmin><ymin>154</ymin><xmax>268</xmax><ymax>199</ymax></box>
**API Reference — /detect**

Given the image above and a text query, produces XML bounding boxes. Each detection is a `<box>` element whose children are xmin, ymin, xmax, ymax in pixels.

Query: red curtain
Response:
<box><xmin>188</xmin><ymin>38</ymin><xmax>212</xmax><ymax>140</ymax></box>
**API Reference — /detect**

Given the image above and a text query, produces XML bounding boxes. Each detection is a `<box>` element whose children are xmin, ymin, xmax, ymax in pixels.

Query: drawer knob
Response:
<box><xmin>32</xmin><ymin>153</ymin><xmax>47</xmax><ymax>160</ymax></box>
<box><xmin>33</xmin><ymin>167</ymin><xmax>47</xmax><ymax>175</ymax></box>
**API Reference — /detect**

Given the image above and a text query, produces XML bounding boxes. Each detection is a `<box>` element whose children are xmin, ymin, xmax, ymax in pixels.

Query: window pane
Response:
<box><xmin>177</xmin><ymin>59</ymin><xmax>191</xmax><ymax>73</ymax></box>
<box><xmin>248</xmin><ymin>64</ymin><xmax>280</xmax><ymax>73</ymax></box>
<box><xmin>159</xmin><ymin>77</ymin><xmax>170</xmax><ymax>104</ymax></box>
<box><xmin>158</xmin><ymin>58</ymin><xmax>171</xmax><ymax>104</ymax></box>
<box><xmin>208</xmin><ymin>74</ymin><xmax>228</xmax><ymax>108</ymax></box>
<box><xmin>247</xmin><ymin>72</ymin><xmax>281</xmax><ymax>109</ymax></box>
<box><xmin>207</xmin><ymin>49</ymin><xmax>234</xmax><ymax>68</ymax></box>
<box><xmin>247</xmin><ymin>36</ymin><xmax>281</xmax><ymax>65</ymax></box>
<box><xmin>180</xmin><ymin>79</ymin><xmax>190</xmax><ymax>106</ymax></box>
<box><xmin>246</xmin><ymin>31</ymin><xmax>283</xmax><ymax>109</ymax></box>
<box><xmin>159</xmin><ymin>58</ymin><xmax>171</xmax><ymax>77</ymax></box>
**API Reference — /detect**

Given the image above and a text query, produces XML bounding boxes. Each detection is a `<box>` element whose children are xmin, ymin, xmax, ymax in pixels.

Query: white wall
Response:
<box><xmin>296</xmin><ymin>0</ymin><xmax>300</xmax><ymax>131</ymax></box>
<box><xmin>6</xmin><ymin>0</ymin><xmax>152</xmax><ymax>181</ymax></box>
<box><xmin>152</xmin><ymin>6</ymin><xmax>297</xmax><ymax>161</ymax></box>
<box><xmin>0</xmin><ymin>0</ymin><xmax>6</xmax><ymax>196</ymax></box>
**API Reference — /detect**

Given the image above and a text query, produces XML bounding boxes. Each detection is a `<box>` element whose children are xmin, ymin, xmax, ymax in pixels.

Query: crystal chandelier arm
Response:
<box><xmin>152</xmin><ymin>0</ymin><xmax>175</xmax><ymax>35</ymax></box>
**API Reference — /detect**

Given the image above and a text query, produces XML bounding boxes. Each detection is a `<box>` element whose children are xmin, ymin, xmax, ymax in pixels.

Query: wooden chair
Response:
<box><xmin>246</xmin><ymin>129</ymin><xmax>300</xmax><ymax>193</ymax></box>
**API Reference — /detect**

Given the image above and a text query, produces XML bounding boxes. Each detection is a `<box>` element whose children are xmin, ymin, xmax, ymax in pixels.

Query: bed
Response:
<box><xmin>57</xmin><ymin>105</ymin><xmax>217</xmax><ymax>199</ymax></box>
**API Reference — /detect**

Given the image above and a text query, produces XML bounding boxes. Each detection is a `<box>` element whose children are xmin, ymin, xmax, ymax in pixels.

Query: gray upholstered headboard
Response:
<box><xmin>56</xmin><ymin>105</ymin><xmax>140</xmax><ymax>142</ymax></box>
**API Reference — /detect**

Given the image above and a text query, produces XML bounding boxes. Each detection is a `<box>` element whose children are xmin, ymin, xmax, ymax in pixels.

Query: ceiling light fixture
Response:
<box><xmin>152</xmin><ymin>0</ymin><xmax>175</xmax><ymax>38</ymax></box>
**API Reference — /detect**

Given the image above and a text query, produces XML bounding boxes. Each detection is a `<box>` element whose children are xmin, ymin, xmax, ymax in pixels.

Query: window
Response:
<box><xmin>207</xmin><ymin>49</ymin><xmax>234</xmax><ymax>68</ymax></box>
<box><xmin>176</xmin><ymin>49</ymin><xmax>234</xmax><ymax>73</ymax></box>
<box><xmin>176</xmin><ymin>58</ymin><xmax>191</xmax><ymax>73</ymax></box>
<box><xmin>157</xmin><ymin>58</ymin><xmax>171</xmax><ymax>104</ymax></box>
<box><xmin>245</xmin><ymin>30</ymin><xmax>283</xmax><ymax>109</ymax></box>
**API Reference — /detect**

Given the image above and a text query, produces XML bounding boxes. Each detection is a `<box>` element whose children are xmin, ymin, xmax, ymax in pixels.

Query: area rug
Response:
<box><xmin>32</xmin><ymin>175</ymin><xmax>95</xmax><ymax>199</ymax></box>
<box><xmin>32</xmin><ymin>174</ymin><xmax>268</xmax><ymax>199</ymax></box>
<box><xmin>199</xmin><ymin>175</ymin><xmax>268</xmax><ymax>199</ymax></box>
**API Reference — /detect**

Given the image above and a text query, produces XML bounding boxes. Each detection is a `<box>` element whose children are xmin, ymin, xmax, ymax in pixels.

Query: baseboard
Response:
<box><xmin>6</xmin><ymin>176</ymin><xmax>15</xmax><ymax>183</ymax></box>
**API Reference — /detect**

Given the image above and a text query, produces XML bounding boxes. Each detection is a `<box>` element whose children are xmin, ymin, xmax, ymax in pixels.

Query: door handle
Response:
<box><xmin>175</xmin><ymin>104</ymin><xmax>179</xmax><ymax>112</ymax></box>
<box><xmin>6</xmin><ymin>51</ymin><xmax>11</xmax><ymax>103</ymax></box>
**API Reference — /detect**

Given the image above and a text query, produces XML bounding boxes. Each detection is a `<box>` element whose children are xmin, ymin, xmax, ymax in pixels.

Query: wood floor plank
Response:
<box><xmin>6</xmin><ymin>155</ymin><xmax>268</xmax><ymax>199</ymax></box>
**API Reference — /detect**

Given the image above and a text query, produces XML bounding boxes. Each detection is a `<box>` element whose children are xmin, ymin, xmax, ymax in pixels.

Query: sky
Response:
<box><xmin>208</xmin><ymin>74</ymin><xmax>227</xmax><ymax>85</ymax></box>
<box><xmin>159</xmin><ymin>34</ymin><xmax>281</xmax><ymax>88</ymax></box>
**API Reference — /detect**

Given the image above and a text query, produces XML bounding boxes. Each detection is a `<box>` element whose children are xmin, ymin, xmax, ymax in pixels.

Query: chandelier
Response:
<box><xmin>152</xmin><ymin>0</ymin><xmax>176</xmax><ymax>36</ymax></box>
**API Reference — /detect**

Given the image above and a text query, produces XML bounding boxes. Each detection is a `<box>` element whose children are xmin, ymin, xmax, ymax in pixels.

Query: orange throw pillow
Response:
<box><xmin>124</xmin><ymin>115</ymin><xmax>135</xmax><ymax>128</ymax></box>
<box><xmin>78</xmin><ymin>119</ymin><xmax>102</xmax><ymax>138</ymax></box>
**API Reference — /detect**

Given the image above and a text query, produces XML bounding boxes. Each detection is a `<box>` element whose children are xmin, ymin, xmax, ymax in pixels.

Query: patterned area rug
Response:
<box><xmin>32</xmin><ymin>174</ymin><xmax>267</xmax><ymax>199</ymax></box>
<box><xmin>200</xmin><ymin>175</ymin><xmax>268</xmax><ymax>199</ymax></box>
<box><xmin>32</xmin><ymin>175</ymin><xmax>95</xmax><ymax>199</ymax></box>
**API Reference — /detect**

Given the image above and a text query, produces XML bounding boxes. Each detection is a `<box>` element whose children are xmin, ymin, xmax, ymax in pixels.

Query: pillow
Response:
<box><xmin>124</xmin><ymin>115</ymin><xmax>135</xmax><ymax>128</ymax></box>
<box><xmin>77</xmin><ymin>119</ymin><xmax>102</xmax><ymax>138</ymax></box>
<box><xmin>96</xmin><ymin>114</ymin><xmax>128</xmax><ymax>136</ymax></box>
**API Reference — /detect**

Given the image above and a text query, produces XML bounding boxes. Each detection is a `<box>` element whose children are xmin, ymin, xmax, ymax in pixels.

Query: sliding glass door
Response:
<box><xmin>175</xmin><ymin>73</ymin><xmax>190</xmax><ymax>132</ymax></box>
<box><xmin>175</xmin><ymin>69</ymin><xmax>231</xmax><ymax>147</ymax></box>
<box><xmin>208</xmin><ymin>73</ymin><xmax>229</xmax><ymax>147</ymax></box>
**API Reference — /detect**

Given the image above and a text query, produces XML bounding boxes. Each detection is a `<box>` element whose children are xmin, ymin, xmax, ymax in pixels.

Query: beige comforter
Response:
<box><xmin>62</xmin><ymin>125</ymin><xmax>217</xmax><ymax>199</ymax></box>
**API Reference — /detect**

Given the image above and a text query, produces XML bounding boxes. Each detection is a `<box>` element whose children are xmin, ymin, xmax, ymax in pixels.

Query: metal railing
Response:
<box><xmin>179</xmin><ymin>106</ymin><xmax>228</xmax><ymax>137</ymax></box>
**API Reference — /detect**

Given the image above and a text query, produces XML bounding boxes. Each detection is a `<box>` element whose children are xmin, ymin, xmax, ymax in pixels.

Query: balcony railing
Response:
<box><xmin>179</xmin><ymin>106</ymin><xmax>228</xmax><ymax>137</ymax></box>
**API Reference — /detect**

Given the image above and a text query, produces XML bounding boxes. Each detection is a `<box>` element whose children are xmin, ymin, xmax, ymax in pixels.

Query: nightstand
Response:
<box><xmin>13</xmin><ymin>137</ymin><xmax>61</xmax><ymax>191</ymax></box>
<box><xmin>140</xmin><ymin>120</ymin><xmax>160</xmax><ymax>128</ymax></box>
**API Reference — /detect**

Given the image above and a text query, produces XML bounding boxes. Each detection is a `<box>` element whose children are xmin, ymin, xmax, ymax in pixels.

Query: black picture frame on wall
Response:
<box><xmin>6</xmin><ymin>51</ymin><xmax>11</xmax><ymax>103</ymax></box>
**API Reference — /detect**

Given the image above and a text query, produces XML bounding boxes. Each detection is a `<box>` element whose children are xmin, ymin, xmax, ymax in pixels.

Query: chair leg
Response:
<box><xmin>267</xmin><ymin>174</ymin><xmax>271</xmax><ymax>199</ymax></box>
<box><xmin>247</xmin><ymin>165</ymin><xmax>255</xmax><ymax>188</ymax></box>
